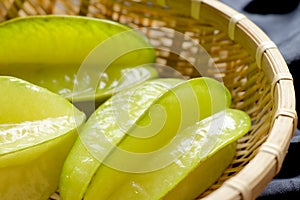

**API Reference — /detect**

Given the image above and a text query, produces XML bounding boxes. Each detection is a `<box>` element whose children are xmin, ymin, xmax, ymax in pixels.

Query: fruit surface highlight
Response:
<box><xmin>0</xmin><ymin>76</ymin><xmax>86</xmax><ymax>200</ymax></box>
<box><xmin>90</xmin><ymin>108</ymin><xmax>250</xmax><ymax>200</ymax></box>
<box><xmin>59</xmin><ymin>77</ymin><xmax>232</xmax><ymax>200</ymax></box>
<box><xmin>0</xmin><ymin>15</ymin><xmax>157</xmax><ymax>103</ymax></box>
<box><xmin>59</xmin><ymin>78</ymin><xmax>185</xmax><ymax>200</ymax></box>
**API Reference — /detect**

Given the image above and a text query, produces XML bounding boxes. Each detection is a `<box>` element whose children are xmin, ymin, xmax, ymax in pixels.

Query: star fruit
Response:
<box><xmin>59</xmin><ymin>77</ymin><xmax>249</xmax><ymax>200</ymax></box>
<box><xmin>0</xmin><ymin>15</ymin><xmax>157</xmax><ymax>104</ymax></box>
<box><xmin>0</xmin><ymin>76</ymin><xmax>86</xmax><ymax>200</ymax></box>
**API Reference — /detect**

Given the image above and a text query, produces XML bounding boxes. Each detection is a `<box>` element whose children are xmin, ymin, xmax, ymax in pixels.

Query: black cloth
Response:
<box><xmin>257</xmin><ymin>129</ymin><xmax>300</xmax><ymax>199</ymax></box>
<box><xmin>220</xmin><ymin>0</ymin><xmax>300</xmax><ymax>199</ymax></box>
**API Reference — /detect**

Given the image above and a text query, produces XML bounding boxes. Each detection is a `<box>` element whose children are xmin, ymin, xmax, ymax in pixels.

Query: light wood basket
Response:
<box><xmin>0</xmin><ymin>0</ymin><xmax>298</xmax><ymax>199</ymax></box>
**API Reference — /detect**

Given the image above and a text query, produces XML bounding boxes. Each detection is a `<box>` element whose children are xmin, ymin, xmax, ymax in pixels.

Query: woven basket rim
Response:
<box><xmin>194</xmin><ymin>0</ymin><xmax>297</xmax><ymax>199</ymax></box>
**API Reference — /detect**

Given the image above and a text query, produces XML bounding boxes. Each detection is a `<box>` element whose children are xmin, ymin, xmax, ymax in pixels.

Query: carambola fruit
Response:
<box><xmin>0</xmin><ymin>76</ymin><xmax>86</xmax><ymax>200</ymax></box>
<box><xmin>59</xmin><ymin>77</ymin><xmax>242</xmax><ymax>200</ymax></box>
<box><xmin>0</xmin><ymin>15</ymin><xmax>157</xmax><ymax>103</ymax></box>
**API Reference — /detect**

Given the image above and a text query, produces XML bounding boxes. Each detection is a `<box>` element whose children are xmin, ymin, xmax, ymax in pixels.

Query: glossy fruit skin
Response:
<box><xmin>0</xmin><ymin>76</ymin><xmax>86</xmax><ymax>200</ymax></box>
<box><xmin>82</xmin><ymin>97</ymin><xmax>249</xmax><ymax>199</ymax></box>
<box><xmin>59</xmin><ymin>77</ymin><xmax>234</xmax><ymax>200</ymax></box>
<box><xmin>59</xmin><ymin>78</ymin><xmax>185</xmax><ymax>200</ymax></box>
<box><xmin>83</xmin><ymin>109</ymin><xmax>250</xmax><ymax>200</ymax></box>
<box><xmin>0</xmin><ymin>15</ymin><xmax>155</xmax><ymax>66</ymax></box>
<box><xmin>0</xmin><ymin>15</ymin><xmax>157</xmax><ymax>102</ymax></box>
<box><xmin>161</xmin><ymin>109</ymin><xmax>251</xmax><ymax>199</ymax></box>
<box><xmin>0</xmin><ymin>130</ymin><xmax>78</xmax><ymax>200</ymax></box>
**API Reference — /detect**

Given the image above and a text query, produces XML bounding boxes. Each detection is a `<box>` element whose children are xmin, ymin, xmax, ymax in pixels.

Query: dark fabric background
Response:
<box><xmin>220</xmin><ymin>0</ymin><xmax>300</xmax><ymax>199</ymax></box>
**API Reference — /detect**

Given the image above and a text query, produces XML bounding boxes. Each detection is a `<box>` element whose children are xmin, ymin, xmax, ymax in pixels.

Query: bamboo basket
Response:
<box><xmin>0</xmin><ymin>0</ymin><xmax>297</xmax><ymax>199</ymax></box>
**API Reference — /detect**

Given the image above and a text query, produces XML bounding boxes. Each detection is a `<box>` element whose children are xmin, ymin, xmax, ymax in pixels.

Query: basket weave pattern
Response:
<box><xmin>0</xmin><ymin>0</ymin><xmax>297</xmax><ymax>199</ymax></box>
